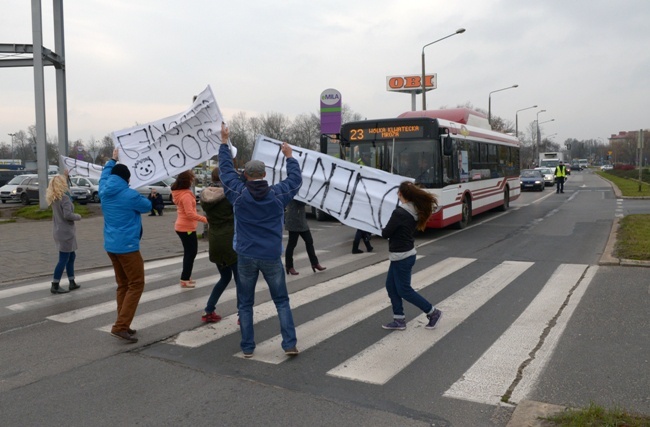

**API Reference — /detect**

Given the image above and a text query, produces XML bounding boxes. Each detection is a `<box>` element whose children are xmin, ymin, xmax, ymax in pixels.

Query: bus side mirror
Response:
<box><xmin>443</xmin><ymin>136</ymin><xmax>453</xmax><ymax>156</ymax></box>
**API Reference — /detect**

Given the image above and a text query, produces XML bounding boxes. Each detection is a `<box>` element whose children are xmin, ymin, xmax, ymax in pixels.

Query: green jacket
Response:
<box><xmin>200</xmin><ymin>186</ymin><xmax>237</xmax><ymax>268</ymax></box>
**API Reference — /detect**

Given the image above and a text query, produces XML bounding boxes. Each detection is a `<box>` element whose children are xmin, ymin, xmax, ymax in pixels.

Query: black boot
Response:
<box><xmin>51</xmin><ymin>282</ymin><xmax>69</xmax><ymax>294</ymax></box>
<box><xmin>68</xmin><ymin>279</ymin><xmax>80</xmax><ymax>291</ymax></box>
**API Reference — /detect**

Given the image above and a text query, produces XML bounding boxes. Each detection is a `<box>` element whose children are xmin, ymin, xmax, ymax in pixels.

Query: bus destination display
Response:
<box><xmin>348</xmin><ymin>125</ymin><xmax>424</xmax><ymax>141</ymax></box>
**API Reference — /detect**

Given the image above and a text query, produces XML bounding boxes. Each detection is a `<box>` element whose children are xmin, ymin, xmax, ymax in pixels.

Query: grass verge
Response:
<box><xmin>596</xmin><ymin>170</ymin><xmax>650</xmax><ymax>197</ymax></box>
<box><xmin>11</xmin><ymin>203</ymin><xmax>94</xmax><ymax>220</ymax></box>
<box><xmin>545</xmin><ymin>402</ymin><xmax>650</xmax><ymax>426</ymax></box>
<box><xmin>616</xmin><ymin>214</ymin><xmax>650</xmax><ymax>260</ymax></box>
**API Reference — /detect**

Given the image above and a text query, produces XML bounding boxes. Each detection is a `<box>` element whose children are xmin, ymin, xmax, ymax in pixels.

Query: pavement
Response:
<box><xmin>0</xmin><ymin>189</ymin><xmax>647</xmax><ymax>426</ymax></box>
<box><xmin>0</xmin><ymin>203</ymin><xmax>205</xmax><ymax>285</ymax></box>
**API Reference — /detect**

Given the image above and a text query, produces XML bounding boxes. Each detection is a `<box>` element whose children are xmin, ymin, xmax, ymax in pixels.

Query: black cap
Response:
<box><xmin>111</xmin><ymin>164</ymin><xmax>131</xmax><ymax>182</ymax></box>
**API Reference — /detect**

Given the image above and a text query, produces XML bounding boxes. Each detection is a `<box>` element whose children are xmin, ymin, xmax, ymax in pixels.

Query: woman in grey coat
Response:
<box><xmin>284</xmin><ymin>199</ymin><xmax>325</xmax><ymax>275</ymax></box>
<box><xmin>46</xmin><ymin>173</ymin><xmax>82</xmax><ymax>294</ymax></box>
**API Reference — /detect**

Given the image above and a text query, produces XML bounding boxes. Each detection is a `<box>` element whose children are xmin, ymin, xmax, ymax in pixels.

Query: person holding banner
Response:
<box><xmin>381</xmin><ymin>181</ymin><xmax>443</xmax><ymax>331</ymax></box>
<box><xmin>218</xmin><ymin>123</ymin><xmax>302</xmax><ymax>359</ymax></box>
<box><xmin>46</xmin><ymin>172</ymin><xmax>82</xmax><ymax>294</ymax></box>
<box><xmin>171</xmin><ymin>171</ymin><xmax>207</xmax><ymax>288</ymax></box>
<box><xmin>99</xmin><ymin>148</ymin><xmax>152</xmax><ymax>343</ymax></box>
<box><xmin>284</xmin><ymin>199</ymin><xmax>326</xmax><ymax>275</ymax></box>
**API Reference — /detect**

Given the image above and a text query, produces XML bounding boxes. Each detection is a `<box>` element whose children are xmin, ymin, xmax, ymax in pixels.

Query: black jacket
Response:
<box><xmin>381</xmin><ymin>206</ymin><xmax>416</xmax><ymax>253</ymax></box>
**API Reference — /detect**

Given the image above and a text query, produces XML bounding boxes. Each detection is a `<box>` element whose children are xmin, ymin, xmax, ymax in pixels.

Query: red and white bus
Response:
<box><xmin>338</xmin><ymin>108</ymin><xmax>521</xmax><ymax>229</ymax></box>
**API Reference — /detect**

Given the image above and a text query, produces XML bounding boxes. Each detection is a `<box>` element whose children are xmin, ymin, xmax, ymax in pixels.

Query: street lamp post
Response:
<box><xmin>421</xmin><ymin>28</ymin><xmax>466</xmax><ymax>111</ymax></box>
<box><xmin>8</xmin><ymin>133</ymin><xmax>16</xmax><ymax>161</ymax></box>
<box><xmin>488</xmin><ymin>84</ymin><xmax>518</xmax><ymax>126</ymax></box>
<box><xmin>535</xmin><ymin>110</ymin><xmax>547</xmax><ymax>165</ymax></box>
<box><xmin>515</xmin><ymin>105</ymin><xmax>537</xmax><ymax>140</ymax></box>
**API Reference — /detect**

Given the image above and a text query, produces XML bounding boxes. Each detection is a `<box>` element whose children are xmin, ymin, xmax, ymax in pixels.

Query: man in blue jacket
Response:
<box><xmin>99</xmin><ymin>148</ymin><xmax>152</xmax><ymax>343</ymax></box>
<box><xmin>218</xmin><ymin>124</ymin><xmax>302</xmax><ymax>358</ymax></box>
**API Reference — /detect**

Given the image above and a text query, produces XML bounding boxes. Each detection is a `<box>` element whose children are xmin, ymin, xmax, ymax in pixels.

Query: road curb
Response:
<box><xmin>506</xmin><ymin>400</ymin><xmax>567</xmax><ymax>427</ymax></box>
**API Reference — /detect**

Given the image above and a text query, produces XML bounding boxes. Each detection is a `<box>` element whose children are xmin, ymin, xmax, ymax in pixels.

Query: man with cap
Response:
<box><xmin>218</xmin><ymin>124</ymin><xmax>302</xmax><ymax>358</ymax></box>
<box><xmin>99</xmin><ymin>148</ymin><xmax>152</xmax><ymax>343</ymax></box>
<box><xmin>554</xmin><ymin>160</ymin><xmax>567</xmax><ymax>194</ymax></box>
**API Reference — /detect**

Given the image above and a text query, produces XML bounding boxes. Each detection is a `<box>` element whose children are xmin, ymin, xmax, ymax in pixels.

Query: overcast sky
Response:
<box><xmin>1</xmin><ymin>0</ymin><xmax>648</xmax><ymax>149</ymax></box>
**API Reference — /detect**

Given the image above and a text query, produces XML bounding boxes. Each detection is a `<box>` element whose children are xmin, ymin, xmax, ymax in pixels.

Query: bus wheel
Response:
<box><xmin>498</xmin><ymin>188</ymin><xmax>510</xmax><ymax>211</ymax></box>
<box><xmin>455</xmin><ymin>196</ymin><xmax>471</xmax><ymax>229</ymax></box>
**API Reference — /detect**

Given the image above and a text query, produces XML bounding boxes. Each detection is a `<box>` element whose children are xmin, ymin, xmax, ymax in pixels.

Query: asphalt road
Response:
<box><xmin>0</xmin><ymin>171</ymin><xmax>648</xmax><ymax>426</ymax></box>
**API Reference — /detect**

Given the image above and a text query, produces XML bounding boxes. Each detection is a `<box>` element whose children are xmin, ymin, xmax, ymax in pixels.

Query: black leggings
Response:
<box><xmin>176</xmin><ymin>231</ymin><xmax>198</xmax><ymax>281</ymax></box>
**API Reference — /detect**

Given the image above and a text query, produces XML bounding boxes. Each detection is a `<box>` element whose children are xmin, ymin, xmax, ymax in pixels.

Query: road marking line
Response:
<box><xmin>326</xmin><ymin>261</ymin><xmax>534</xmax><ymax>385</ymax></box>
<box><xmin>238</xmin><ymin>257</ymin><xmax>475</xmax><ymax>363</ymax></box>
<box><xmin>443</xmin><ymin>263</ymin><xmax>588</xmax><ymax>405</ymax></box>
<box><xmin>0</xmin><ymin>253</ymin><xmax>209</xmax><ymax>300</ymax></box>
<box><xmin>509</xmin><ymin>265</ymin><xmax>596</xmax><ymax>404</ymax></box>
<box><xmin>169</xmin><ymin>255</ymin><xmax>394</xmax><ymax>348</ymax></box>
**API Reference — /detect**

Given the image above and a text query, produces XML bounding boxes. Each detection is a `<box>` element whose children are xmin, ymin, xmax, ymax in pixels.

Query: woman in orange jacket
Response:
<box><xmin>171</xmin><ymin>170</ymin><xmax>207</xmax><ymax>288</ymax></box>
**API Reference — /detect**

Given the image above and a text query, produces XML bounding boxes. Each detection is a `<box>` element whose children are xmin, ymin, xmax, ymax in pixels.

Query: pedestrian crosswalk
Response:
<box><xmin>0</xmin><ymin>249</ymin><xmax>595</xmax><ymax>406</ymax></box>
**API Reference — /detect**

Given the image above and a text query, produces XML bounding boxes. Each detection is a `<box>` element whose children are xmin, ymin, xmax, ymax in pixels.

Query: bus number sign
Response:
<box><xmin>349</xmin><ymin>125</ymin><xmax>424</xmax><ymax>141</ymax></box>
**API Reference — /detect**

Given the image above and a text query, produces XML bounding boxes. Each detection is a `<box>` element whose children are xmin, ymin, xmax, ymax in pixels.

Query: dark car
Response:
<box><xmin>520</xmin><ymin>169</ymin><xmax>545</xmax><ymax>192</ymax></box>
<box><xmin>14</xmin><ymin>176</ymin><xmax>91</xmax><ymax>205</ymax></box>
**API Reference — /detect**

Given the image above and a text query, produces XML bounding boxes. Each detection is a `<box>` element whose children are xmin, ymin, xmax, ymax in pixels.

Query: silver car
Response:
<box><xmin>70</xmin><ymin>176</ymin><xmax>101</xmax><ymax>203</ymax></box>
<box><xmin>136</xmin><ymin>178</ymin><xmax>175</xmax><ymax>203</ymax></box>
<box><xmin>534</xmin><ymin>167</ymin><xmax>555</xmax><ymax>186</ymax></box>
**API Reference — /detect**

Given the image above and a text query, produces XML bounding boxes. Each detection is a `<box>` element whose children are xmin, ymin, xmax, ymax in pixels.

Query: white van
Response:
<box><xmin>578</xmin><ymin>159</ymin><xmax>589</xmax><ymax>169</ymax></box>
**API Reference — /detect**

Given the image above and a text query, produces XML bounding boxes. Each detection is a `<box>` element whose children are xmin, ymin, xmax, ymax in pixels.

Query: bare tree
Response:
<box><xmin>288</xmin><ymin>113</ymin><xmax>320</xmax><ymax>150</ymax></box>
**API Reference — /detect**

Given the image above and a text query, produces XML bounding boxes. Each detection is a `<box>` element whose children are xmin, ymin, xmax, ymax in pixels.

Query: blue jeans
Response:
<box><xmin>237</xmin><ymin>254</ymin><xmax>297</xmax><ymax>353</ymax></box>
<box><xmin>204</xmin><ymin>262</ymin><xmax>239</xmax><ymax>313</ymax></box>
<box><xmin>53</xmin><ymin>251</ymin><xmax>76</xmax><ymax>282</ymax></box>
<box><xmin>385</xmin><ymin>255</ymin><xmax>432</xmax><ymax>318</ymax></box>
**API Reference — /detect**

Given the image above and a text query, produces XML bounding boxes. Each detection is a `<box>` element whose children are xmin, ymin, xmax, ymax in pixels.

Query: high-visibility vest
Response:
<box><xmin>555</xmin><ymin>165</ymin><xmax>566</xmax><ymax>177</ymax></box>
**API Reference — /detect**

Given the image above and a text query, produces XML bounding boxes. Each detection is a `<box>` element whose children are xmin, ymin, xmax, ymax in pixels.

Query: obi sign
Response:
<box><xmin>386</xmin><ymin>74</ymin><xmax>437</xmax><ymax>93</ymax></box>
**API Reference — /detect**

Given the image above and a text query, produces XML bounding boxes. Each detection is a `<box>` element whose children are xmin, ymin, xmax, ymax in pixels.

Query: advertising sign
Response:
<box><xmin>320</xmin><ymin>88</ymin><xmax>342</xmax><ymax>135</ymax></box>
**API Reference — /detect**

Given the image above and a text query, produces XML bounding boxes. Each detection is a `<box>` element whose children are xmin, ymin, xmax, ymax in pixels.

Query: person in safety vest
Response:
<box><xmin>554</xmin><ymin>161</ymin><xmax>567</xmax><ymax>193</ymax></box>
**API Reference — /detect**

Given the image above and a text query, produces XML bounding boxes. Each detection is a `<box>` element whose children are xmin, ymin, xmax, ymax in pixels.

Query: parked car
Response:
<box><xmin>136</xmin><ymin>178</ymin><xmax>175</xmax><ymax>203</ymax></box>
<box><xmin>70</xmin><ymin>176</ymin><xmax>101</xmax><ymax>203</ymax></box>
<box><xmin>0</xmin><ymin>174</ymin><xmax>34</xmax><ymax>203</ymax></box>
<box><xmin>534</xmin><ymin>167</ymin><xmax>555</xmax><ymax>186</ymax></box>
<box><xmin>13</xmin><ymin>176</ymin><xmax>91</xmax><ymax>205</ymax></box>
<box><xmin>520</xmin><ymin>169</ymin><xmax>545</xmax><ymax>191</ymax></box>
<box><xmin>600</xmin><ymin>164</ymin><xmax>614</xmax><ymax>171</ymax></box>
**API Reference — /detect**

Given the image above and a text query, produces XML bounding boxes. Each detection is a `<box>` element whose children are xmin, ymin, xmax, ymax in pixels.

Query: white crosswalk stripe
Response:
<box><xmin>169</xmin><ymin>253</ymin><xmax>388</xmax><ymax>348</ymax></box>
<box><xmin>3</xmin><ymin>251</ymin><xmax>594</xmax><ymax>401</ymax></box>
<box><xmin>442</xmin><ymin>263</ymin><xmax>589</xmax><ymax>404</ymax></box>
<box><xmin>244</xmin><ymin>257</ymin><xmax>475</xmax><ymax>363</ymax></box>
<box><xmin>326</xmin><ymin>260</ymin><xmax>535</xmax><ymax>385</ymax></box>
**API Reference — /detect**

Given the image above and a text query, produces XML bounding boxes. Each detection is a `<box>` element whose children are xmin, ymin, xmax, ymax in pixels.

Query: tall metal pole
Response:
<box><xmin>535</xmin><ymin>110</ymin><xmax>546</xmax><ymax>166</ymax></box>
<box><xmin>421</xmin><ymin>28</ymin><xmax>465</xmax><ymax>111</ymax></box>
<box><xmin>8</xmin><ymin>133</ymin><xmax>16</xmax><ymax>161</ymax></box>
<box><xmin>515</xmin><ymin>105</ymin><xmax>537</xmax><ymax>141</ymax></box>
<box><xmin>488</xmin><ymin>85</ymin><xmax>518</xmax><ymax>126</ymax></box>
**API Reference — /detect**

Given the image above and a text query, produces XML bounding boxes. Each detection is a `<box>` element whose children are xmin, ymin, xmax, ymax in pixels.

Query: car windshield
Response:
<box><xmin>7</xmin><ymin>175</ymin><xmax>28</xmax><ymax>185</ymax></box>
<box><xmin>521</xmin><ymin>170</ymin><xmax>539</xmax><ymax>178</ymax></box>
<box><xmin>163</xmin><ymin>178</ymin><xmax>175</xmax><ymax>186</ymax></box>
<box><xmin>87</xmin><ymin>178</ymin><xmax>99</xmax><ymax>185</ymax></box>
<box><xmin>538</xmin><ymin>168</ymin><xmax>552</xmax><ymax>174</ymax></box>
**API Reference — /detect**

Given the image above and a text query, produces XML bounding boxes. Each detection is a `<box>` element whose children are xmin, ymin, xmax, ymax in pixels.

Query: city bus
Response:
<box><xmin>338</xmin><ymin>108</ymin><xmax>521</xmax><ymax>229</ymax></box>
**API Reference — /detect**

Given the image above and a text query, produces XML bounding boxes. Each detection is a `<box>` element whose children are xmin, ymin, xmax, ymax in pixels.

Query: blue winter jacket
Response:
<box><xmin>99</xmin><ymin>160</ymin><xmax>152</xmax><ymax>254</ymax></box>
<box><xmin>218</xmin><ymin>143</ymin><xmax>302</xmax><ymax>260</ymax></box>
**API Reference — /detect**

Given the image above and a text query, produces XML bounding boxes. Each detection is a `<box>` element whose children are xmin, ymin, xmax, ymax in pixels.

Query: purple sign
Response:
<box><xmin>320</xmin><ymin>88</ymin><xmax>342</xmax><ymax>134</ymax></box>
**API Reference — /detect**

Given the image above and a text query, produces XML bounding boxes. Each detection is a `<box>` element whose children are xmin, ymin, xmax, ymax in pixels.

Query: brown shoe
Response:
<box><xmin>111</xmin><ymin>330</ymin><xmax>138</xmax><ymax>343</ymax></box>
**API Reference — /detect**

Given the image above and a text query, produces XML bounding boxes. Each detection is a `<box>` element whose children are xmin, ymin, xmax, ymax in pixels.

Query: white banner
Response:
<box><xmin>252</xmin><ymin>135</ymin><xmax>413</xmax><ymax>235</ymax></box>
<box><xmin>60</xmin><ymin>155</ymin><xmax>104</xmax><ymax>180</ymax></box>
<box><xmin>111</xmin><ymin>85</ymin><xmax>224</xmax><ymax>188</ymax></box>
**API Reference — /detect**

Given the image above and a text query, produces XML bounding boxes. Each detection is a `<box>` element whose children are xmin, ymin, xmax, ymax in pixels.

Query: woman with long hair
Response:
<box><xmin>199</xmin><ymin>167</ymin><xmax>238</xmax><ymax>322</ymax></box>
<box><xmin>381</xmin><ymin>181</ymin><xmax>442</xmax><ymax>330</ymax></box>
<box><xmin>171</xmin><ymin>170</ymin><xmax>207</xmax><ymax>288</ymax></box>
<box><xmin>46</xmin><ymin>173</ymin><xmax>82</xmax><ymax>294</ymax></box>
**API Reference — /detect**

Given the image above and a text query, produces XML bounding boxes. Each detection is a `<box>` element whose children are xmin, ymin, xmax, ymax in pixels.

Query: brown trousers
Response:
<box><xmin>108</xmin><ymin>251</ymin><xmax>145</xmax><ymax>333</ymax></box>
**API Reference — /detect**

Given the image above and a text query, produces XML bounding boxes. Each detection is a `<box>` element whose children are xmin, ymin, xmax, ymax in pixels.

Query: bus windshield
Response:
<box><xmin>349</xmin><ymin>139</ymin><xmax>441</xmax><ymax>188</ymax></box>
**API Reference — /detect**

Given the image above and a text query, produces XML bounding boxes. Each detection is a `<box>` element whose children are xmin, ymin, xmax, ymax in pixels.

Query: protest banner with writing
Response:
<box><xmin>111</xmin><ymin>85</ymin><xmax>224</xmax><ymax>188</ymax></box>
<box><xmin>251</xmin><ymin>135</ymin><xmax>413</xmax><ymax>235</ymax></box>
<box><xmin>60</xmin><ymin>155</ymin><xmax>103</xmax><ymax>180</ymax></box>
